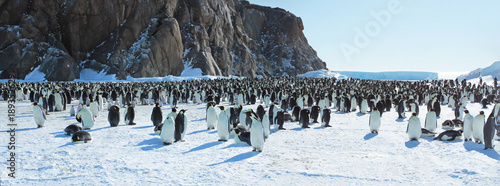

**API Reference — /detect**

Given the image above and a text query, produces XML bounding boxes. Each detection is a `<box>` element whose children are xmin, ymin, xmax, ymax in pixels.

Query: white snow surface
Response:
<box><xmin>336</xmin><ymin>71</ymin><xmax>439</xmax><ymax>80</ymax></box>
<box><xmin>23</xmin><ymin>66</ymin><xmax>46</xmax><ymax>82</ymax></box>
<box><xmin>1</xmin><ymin>95</ymin><xmax>499</xmax><ymax>185</ymax></box>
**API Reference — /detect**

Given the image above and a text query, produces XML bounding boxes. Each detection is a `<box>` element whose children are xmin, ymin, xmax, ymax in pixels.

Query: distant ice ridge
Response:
<box><xmin>335</xmin><ymin>71</ymin><xmax>439</xmax><ymax>81</ymax></box>
<box><xmin>457</xmin><ymin>61</ymin><xmax>500</xmax><ymax>80</ymax></box>
<box><xmin>297</xmin><ymin>69</ymin><xmax>347</xmax><ymax>79</ymax></box>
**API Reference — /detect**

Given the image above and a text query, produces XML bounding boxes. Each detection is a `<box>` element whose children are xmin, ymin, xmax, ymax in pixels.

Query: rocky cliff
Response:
<box><xmin>0</xmin><ymin>0</ymin><xmax>327</xmax><ymax>81</ymax></box>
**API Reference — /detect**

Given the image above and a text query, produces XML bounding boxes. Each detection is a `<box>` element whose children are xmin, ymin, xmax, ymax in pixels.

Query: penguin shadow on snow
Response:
<box><xmin>132</xmin><ymin>125</ymin><xmax>154</xmax><ymax>129</ymax></box>
<box><xmin>221</xmin><ymin>143</ymin><xmax>249</xmax><ymax>149</ymax></box>
<box><xmin>395</xmin><ymin>118</ymin><xmax>405</xmax><ymax>123</ymax></box>
<box><xmin>463</xmin><ymin>142</ymin><xmax>500</xmax><ymax>160</ymax></box>
<box><xmin>183</xmin><ymin>141</ymin><xmax>223</xmax><ymax>154</ymax></box>
<box><xmin>188</xmin><ymin>129</ymin><xmax>211</xmax><ymax>135</ymax></box>
<box><xmin>356</xmin><ymin>112</ymin><xmax>366</xmax><ymax>117</ymax></box>
<box><xmin>405</xmin><ymin>141</ymin><xmax>421</xmax><ymax>148</ymax></box>
<box><xmin>191</xmin><ymin>118</ymin><xmax>206</xmax><ymax>122</ymax></box>
<box><xmin>137</xmin><ymin>138</ymin><xmax>164</xmax><ymax>151</ymax></box>
<box><xmin>0</xmin><ymin>127</ymin><xmax>39</xmax><ymax>133</ymax></box>
<box><xmin>420</xmin><ymin>137</ymin><xmax>434</xmax><ymax>142</ymax></box>
<box><xmin>50</xmin><ymin>131</ymin><xmax>71</xmax><ymax>138</ymax></box>
<box><xmin>363</xmin><ymin>133</ymin><xmax>378</xmax><ymax>140</ymax></box>
<box><xmin>57</xmin><ymin>142</ymin><xmax>75</xmax><ymax>148</ymax></box>
<box><xmin>208</xmin><ymin>151</ymin><xmax>259</xmax><ymax>166</ymax></box>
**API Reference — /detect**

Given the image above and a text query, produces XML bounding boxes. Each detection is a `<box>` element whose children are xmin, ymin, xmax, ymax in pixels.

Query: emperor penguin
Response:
<box><xmin>433</xmin><ymin>100</ymin><xmax>441</xmax><ymax>117</ymax></box>
<box><xmin>174</xmin><ymin>109</ymin><xmax>187</xmax><ymax>142</ymax></box>
<box><xmin>166</xmin><ymin>107</ymin><xmax>177</xmax><ymax>121</ymax></box>
<box><xmin>483</xmin><ymin>113</ymin><xmax>498</xmax><ymax>149</ymax></box>
<box><xmin>455</xmin><ymin>103</ymin><xmax>464</xmax><ymax>120</ymax></box>
<box><xmin>424</xmin><ymin>109</ymin><xmax>437</xmax><ymax>132</ymax></box>
<box><xmin>33</xmin><ymin>102</ymin><xmax>46</xmax><ymax>128</ymax></box>
<box><xmin>321</xmin><ymin>109</ymin><xmax>332</xmax><ymax>127</ymax></box>
<box><xmin>275</xmin><ymin>111</ymin><xmax>285</xmax><ymax>130</ymax></box>
<box><xmin>360</xmin><ymin>98</ymin><xmax>368</xmax><ymax>114</ymax></box>
<box><xmin>292</xmin><ymin>106</ymin><xmax>301</xmax><ymax>121</ymax></box>
<box><xmin>369</xmin><ymin>108</ymin><xmax>381</xmax><ymax>133</ymax></box>
<box><xmin>54</xmin><ymin>92</ymin><xmax>63</xmax><ymax>111</ymax></box>
<box><xmin>463</xmin><ymin>110</ymin><xmax>474</xmax><ymax>141</ymax></box>
<box><xmin>64</xmin><ymin>124</ymin><xmax>82</xmax><ymax>135</ymax></box>
<box><xmin>72</xmin><ymin>131</ymin><xmax>92</xmax><ymax>143</ymax></box>
<box><xmin>217</xmin><ymin>106</ymin><xmax>230</xmax><ymax>141</ymax></box>
<box><xmin>206</xmin><ymin>104</ymin><xmax>218</xmax><ymax>130</ymax></box>
<box><xmin>472</xmin><ymin>111</ymin><xmax>485</xmax><ymax>144</ymax></box>
<box><xmin>410</xmin><ymin>102</ymin><xmax>419</xmax><ymax>116</ymax></box>
<box><xmin>161</xmin><ymin>116</ymin><xmax>176</xmax><ymax>145</ymax></box>
<box><xmin>233</xmin><ymin>128</ymin><xmax>251</xmax><ymax>145</ymax></box>
<box><xmin>407</xmin><ymin>113</ymin><xmax>422</xmax><ymax>141</ymax></box>
<box><xmin>397</xmin><ymin>100</ymin><xmax>406</xmax><ymax>119</ymax></box>
<box><xmin>151</xmin><ymin>103</ymin><xmax>163</xmax><ymax>126</ymax></box>
<box><xmin>89</xmin><ymin>98</ymin><xmax>99</xmax><ymax>118</ymax></box>
<box><xmin>310</xmin><ymin>105</ymin><xmax>321</xmax><ymax>123</ymax></box>
<box><xmin>434</xmin><ymin>130</ymin><xmax>463</xmax><ymax>141</ymax></box>
<box><xmin>70</xmin><ymin>105</ymin><xmax>76</xmax><ymax>116</ymax></box>
<box><xmin>124</xmin><ymin>103</ymin><xmax>136</xmax><ymax>125</ymax></box>
<box><xmin>262</xmin><ymin>113</ymin><xmax>271</xmax><ymax>137</ymax></box>
<box><xmin>246</xmin><ymin>111</ymin><xmax>265</xmax><ymax>152</ymax></box>
<box><xmin>77</xmin><ymin>107</ymin><xmax>95</xmax><ymax>130</ymax></box>
<box><xmin>108</xmin><ymin>105</ymin><xmax>120</xmax><ymax>127</ymax></box>
<box><xmin>299</xmin><ymin>109</ymin><xmax>310</xmax><ymax>128</ymax></box>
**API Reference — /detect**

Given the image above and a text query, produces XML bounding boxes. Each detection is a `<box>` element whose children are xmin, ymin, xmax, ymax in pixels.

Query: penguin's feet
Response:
<box><xmin>324</xmin><ymin>125</ymin><xmax>332</xmax><ymax>127</ymax></box>
<box><xmin>218</xmin><ymin>139</ymin><xmax>228</xmax><ymax>142</ymax></box>
<box><xmin>163</xmin><ymin>142</ymin><xmax>172</xmax><ymax>145</ymax></box>
<box><xmin>278</xmin><ymin>127</ymin><xmax>286</xmax><ymax>130</ymax></box>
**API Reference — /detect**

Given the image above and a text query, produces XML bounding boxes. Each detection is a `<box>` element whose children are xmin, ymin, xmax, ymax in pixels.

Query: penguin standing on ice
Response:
<box><xmin>292</xmin><ymin>106</ymin><xmax>301</xmax><ymax>121</ymax></box>
<box><xmin>161</xmin><ymin>116</ymin><xmax>176</xmax><ymax>145</ymax></box>
<box><xmin>174</xmin><ymin>109</ymin><xmax>187</xmax><ymax>142</ymax></box>
<box><xmin>463</xmin><ymin>110</ymin><xmax>474</xmax><ymax>141</ymax></box>
<box><xmin>455</xmin><ymin>103</ymin><xmax>464</xmax><ymax>120</ymax></box>
<box><xmin>217</xmin><ymin>106</ymin><xmax>230</xmax><ymax>141</ymax></box>
<box><xmin>262</xmin><ymin>113</ymin><xmax>271</xmax><ymax>137</ymax></box>
<box><xmin>77</xmin><ymin>107</ymin><xmax>95</xmax><ymax>130</ymax></box>
<box><xmin>151</xmin><ymin>103</ymin><xmax>163</xmax><ymax>126</ymax></box>
<box><xmin>424</xmin><ymin>109</ymin><xmax>437</xmax><ymax>132</ymax></box>
<box><xmin>33</xmin><ymin>102</ymin><xmax>46</xmax><ymax>128</ymax></box>
<box><xmin>108</xmin><ymin>105</ymin><xmax>120</xmax><ymax>127</ymax></box>
<box><xmin>275</xmin><ymin>110</ymin><xmax>285</xmax><ymax>130</ymax></box>
<box><xmin>321</xmin><ymin>109</ymin><xmax>331</xmax><ymax>127</ymax></box>
<box><xmin>360</xmin><ymin>98</ymin><xmax>368</xmax><ymax>114</ymax></box>
<box><xmin>89</xmin><ymin>97</ymin><xmax>99</xmax><ymax>118</ymax></box>
<box><xmin>397</xmin><ymin>100</ymin><xmax>406</xmax><ymax>119</ymax></box>
<box><xmin>369</xmin><ymin>108</ymin><xmax>381</xmax><ymax>133</ymax></box>
<box><xmin>433</xmin><ymin>100</ymin><xmax>441</xmax><ymax>117</ymax></box>
<box><xmin>407</xmin><ymin>113</ymin><xmax>422</xmax><ymax>141</ymax></box>
<box><xmin>206</xmin><ymin>104</ymin><xmax>218</xmax><ymax>130</ymax></box>
<box><xmin>483</xmin><ymin>113</ymin><xmax>498</xmax><ymax>149</ymax></box>
<box><xmin>124</xmin><ymin>103</ymin><xmax>136</xmax><ymax>125</ymax></box>
<box><xmin>246</xmin><ymin>111</ymin><xmax>265</xmax><ymax>152</ymax></box>
<box><xmin>299</xmin><ymin>109</ymin><xmax>310</xmax><ymax>128</ymax></box>
<box><xmin>310</xmin><ymin>105</ymin><xmax>320</xmax><ymax>123</ymax></box>
<box><xmin>70</xmin><ymin>105</ymin><xmax>76</xmax><ymax>116</ymax></box>
<box><xmin>472</xmin><ymin>111</ymin><xmax>485</xmax><ymax>144</ymax></box>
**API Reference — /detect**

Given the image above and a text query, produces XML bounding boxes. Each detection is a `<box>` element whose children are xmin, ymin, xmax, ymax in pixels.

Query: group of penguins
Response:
<box><xmin>1</xmin><ymin>76</ymin><xmax>500</xmax><ymax>151</ymax></box>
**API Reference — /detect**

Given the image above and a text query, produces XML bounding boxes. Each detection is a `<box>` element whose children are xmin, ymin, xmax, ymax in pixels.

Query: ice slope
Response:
<box><xmin>458</xmin><ymin>61</ymin><xmax>500</xmax><ymax>80</ymax></box>
<box><xmin>1</xmin><ymin>94</ymin><xmax>499</xmax><ymax>185</ymax></box>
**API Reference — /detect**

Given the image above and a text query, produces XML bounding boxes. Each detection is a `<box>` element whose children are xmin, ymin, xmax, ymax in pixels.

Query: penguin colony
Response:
<box><xmin>1</xmin><ymin>77</ymin><xmax>500</xmax><ymax>151</ymax></box>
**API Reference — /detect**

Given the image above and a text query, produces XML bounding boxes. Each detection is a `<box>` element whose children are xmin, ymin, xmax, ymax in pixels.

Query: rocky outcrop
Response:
<box><xmin>0</xmin><ymin>0</ymin><xmax>327</xmax><ymax>81</ymax></box>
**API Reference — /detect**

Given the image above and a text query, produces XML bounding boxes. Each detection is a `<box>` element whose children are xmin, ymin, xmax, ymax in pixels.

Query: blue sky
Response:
<box><xmin>249</xmin><ymin>0</ymin><xmax>500</xmax><ymax>72</ymax></box>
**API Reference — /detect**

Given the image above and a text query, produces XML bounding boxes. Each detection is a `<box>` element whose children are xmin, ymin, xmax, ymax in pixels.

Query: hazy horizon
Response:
<box><xmin>249</xmin><ymin>0</ymin><xmax>500</xmax><ymax>72</ymax></box>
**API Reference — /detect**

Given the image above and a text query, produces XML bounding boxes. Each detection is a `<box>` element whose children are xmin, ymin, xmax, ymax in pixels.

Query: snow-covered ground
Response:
<box><xmin>1</xmin><ymin>92</ymin><xmax>499</xmax><ymax>185</ymax></box>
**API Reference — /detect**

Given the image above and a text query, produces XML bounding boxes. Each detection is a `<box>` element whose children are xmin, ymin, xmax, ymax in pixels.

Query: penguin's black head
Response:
<box><xmin>458</xmin><ymin>129</ymin><xmax>463</xmax><ymax>134</ymax></box>
<box><xmin>33</xmin><ymin>102</ymin><xmax>38</xmax><ymax>106</ymax></box>
<box><xmin>480</xmin><ymin>111</ymin><xmax>484</xmax><ymax>115</ymax></box>
<box><xmin>218</xmin><ymin>106</ymin><xmax>225</xmax><ymax>110</ymax></box>
<box><xmin>180</xmin><ymin>109</ymin><xmax>187</xmax><ymax>113</ymax></box>
<box><xmin>234</xmin><ymin>128</ymin><xmax>241</xmax><ymax>134</ymax></box>
<box><xmin>244</xmin><ymin>111</ymin><xmax>253</xmax><ymax>116</ymax></box>
<box><xmin>155</xmin><ymin>103</ymin><xmax>160</xmax><ymax>107</ymax></box>
<box><xmin>373</xmin><ymin>107</ymin><xmax>378</xmax><ymax>111</ymax></box>
<box><xmin>464</xmin><ymin>110</ymin><xmax>469</xmax><ymax>114</ymax></box>
<box><xmin>412</xmin><ymin>113</ymin><xmax>417</xmax><ymax>117</ymax></box>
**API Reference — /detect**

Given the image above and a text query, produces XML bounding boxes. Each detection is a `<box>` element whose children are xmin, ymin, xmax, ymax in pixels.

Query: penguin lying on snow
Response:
<box><xmin>420</xmin><ymin>128</ymin><xmax>436</xmax><ymax>137</ymax></box>
<box><xmin>441</xmin><ymin>120</ymin><xmax>455</xmax><ymax>129</ymax></box>
<box><xmin>434</xmin><ymin>130</ymin><xmax>463</xmax><ymax>141</ymax></box>
<box><xmin>64</xmin><ymin>124</ymin><xmax>82</xmax><ymax>136</ymax></box>
<box><xmin>72</xmin><ymin>131</ymin><xmax>92</xmax><ymax>143</ymax></box>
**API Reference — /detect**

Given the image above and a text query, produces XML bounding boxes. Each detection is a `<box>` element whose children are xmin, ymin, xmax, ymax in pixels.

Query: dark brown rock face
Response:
<box><xmin>0</xmin><ymin>0</ymin><xmax>327</xmax><ymax>81</ymax></box>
